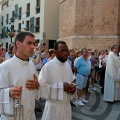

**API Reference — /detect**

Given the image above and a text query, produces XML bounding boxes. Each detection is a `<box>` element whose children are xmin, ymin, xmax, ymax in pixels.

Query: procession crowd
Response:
<box><xmin>0</xmin><ymin>31</ymin><xmax>120</xmax><ymax>120</ymax></box>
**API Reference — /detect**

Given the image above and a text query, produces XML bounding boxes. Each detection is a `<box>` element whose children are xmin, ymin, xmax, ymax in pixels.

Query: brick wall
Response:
<box><xmin>60</xmin><ymin>37</ymin><xmax>120</xmax><ymax>51</ymax></box>
<box><xmin>75</xmin><ymin>0</ymin><xmax>119</xmax><ymax>36</ymax></box>
<box><xmin>59</xmin><ymin>0</ymin><xmax>120</xmax><ymax>50</ymax></box>
<box><xmin>59</xmin><ymin>0</ymin><xmax>76</xmax><ymax>38</ymax></box>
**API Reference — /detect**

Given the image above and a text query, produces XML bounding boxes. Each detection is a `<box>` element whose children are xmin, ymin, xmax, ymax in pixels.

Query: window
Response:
<box><xmin>2</xmin><ymin>4</ymin><xmax>4</xmax><ymax>10</ymax></box>
<box><xmin>35</xmin><ymin>17</ymin><xmax>40</xmax><ymax>32</ymax></box>
<box><xmin>1</xmin><ymin>16</ymin><xmax>3</xmax><ymax>26</ymax></box>
<box><xmin>1</xmin><ymin>29</ymin><xmax>3</xmax><ymax>38</ymax></box>
<box><xmin>18</xmin><ymin>7</ymin><xmax>22</xmax><ymax>20</ymax></box>
<box><xmin>27</xmin><ymin>3</ymin><xmax>30</xmax><ymax>10</ymax></box>
<box><xmin>6</xmin><ymin>27</ymin><xmax>9</xmax><ymax>33</ymax></box>
<box><xmin>14</xmin><ymin>4</ymin><xmax>18</xmax><ymax>19</ymax></box>
<box><xmin>11</xmin><ymin>25</ymin><xmax>14</xmax><ymax>32</ymax></box>
<box><xmin>10</xmin><ymin>11</ymin><xmax>14</xmax><ymax>23</ymax></box>
<box><xmin>36</xmin><ymin>0</ymin><xmax>40</xmax><ymax>13</ymax></box>
<box><xmin>12</xmin><ymin>11</ymin><xmax>14</xmax><ymax>17</ymax></box>
<box><xmin>18</xmin><ymin>23</ymin><xmax>21</xmax><ymax>32</ymax></box>
<box><xmin>36</xmin><ymin>0</ymin><xmax>40</xmax><ymax>6</ymax></box>
<box><xmin>6</xmin><ymin>14</ymin><xmax>9</xmax><ymax>24</ymax></box>
<box><xmin>25</xmin><ymin>20</ymin><xmax>29</xmax><ymax>31</ymax></box>
<box><xmin>26</xmin><ymin>3</ymin><xmax>30</xmax><ymax>17</ymax></box>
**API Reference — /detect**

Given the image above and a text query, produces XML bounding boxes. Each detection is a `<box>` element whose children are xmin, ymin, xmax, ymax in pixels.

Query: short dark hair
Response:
<box><xmin>54</xmin><ymin>41</ymin><xmax>67</xmax><ymax>50</ymax></box>
<box><xmin>15</xmin><ymin>31</ymin><xmax>35</xmax><ymax>47</ymax></box>
<box><xmin>94</xmin><ymin>49</ymin><xmax>98</xmax><ymax>52</ymax></box>
<box><xmin>81</xmin><ymin>48</ymin><xmax>87</xmax><ymax>54</ymax></box>
<box><xmin>9</xmin><ymin>45</ymin><xmax>15</xmax><ymax>54</ymax></box>
<box><xmin>49</xmin><ymin>49</ymin><xmax>55</xmax><ymax>56</ymax></box>
<box><xmin>111</xmin><ymin>45</ymin><xmax>118</xmax><ymax>51</ymax></box>
<box><xmin>35</xmin><ymin>39</ymin><xmax>40</xmax><ymax>43</ymax></box>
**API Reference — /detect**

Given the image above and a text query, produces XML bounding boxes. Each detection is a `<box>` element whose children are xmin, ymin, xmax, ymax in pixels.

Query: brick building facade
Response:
<box><xmin>59</xmin><ymin>0</ymin><xmax>120</xmax><ymax>50</ymax></box>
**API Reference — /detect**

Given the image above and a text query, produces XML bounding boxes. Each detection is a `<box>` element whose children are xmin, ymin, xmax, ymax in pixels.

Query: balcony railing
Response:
<box><xmin>6</xmin><ymin>19</ymin><xmax>8</xmax><ymax>24</ymax></box>
<box><xmin>24</xmin><ymin>27</ymin><xmax>29</xmax><ymax>31</ymax></box>
<box><xmin>34</xmin><ymin>25</ymin><xmax>40</xmax><ymax>32</ymax></box>
<box><xmin>18</xmin><ymin>14</ymin><xmax>21</xmax><ymax>20</ymax></box>
<box><xmin>10</xmin><ymin>17</ymin><xmax>14</xmax><ymax>23</ymax></box>
<box><xmin>35</xmin><ymin>6</ymin><xmax>40</xmax><ymax>14</ymax></box>
<box><xmin>26</xmin><ymin>11</ymin><xmax>30</xmax><ymax>17</ymax></box>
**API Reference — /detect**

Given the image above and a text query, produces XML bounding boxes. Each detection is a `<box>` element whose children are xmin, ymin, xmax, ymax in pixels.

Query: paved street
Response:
<box><xmin>36</xmin><ymin>83</ymin><xmax>120</xmax><ymax>120</ymax></box>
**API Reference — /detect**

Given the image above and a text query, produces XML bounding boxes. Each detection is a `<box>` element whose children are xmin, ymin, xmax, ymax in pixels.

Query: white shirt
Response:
<box><xmin>38</xmin><ymin>57</ymin><xmax>74</xmax><ymax>120</ymax></box>
<box><xmin>0</xmin><ymin>55</ymin><xmax>41</xmax><ymax>120</ymax></box>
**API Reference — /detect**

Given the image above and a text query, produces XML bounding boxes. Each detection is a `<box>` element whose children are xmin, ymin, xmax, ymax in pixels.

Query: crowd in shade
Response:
<box><xmin>0</xmin><ymin>31</ymin><xmax>120</xmax><ymax>120</ymax></box>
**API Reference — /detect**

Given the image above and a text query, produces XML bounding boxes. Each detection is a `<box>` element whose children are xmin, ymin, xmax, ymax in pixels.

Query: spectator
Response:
<box><xmin>0</xmin><ymin>43</ymin><xmax>5</xmax><ymax>58</ymax></box>
<box><xmin>38</xmin><ymin>41</ymin><xmax>76</xmax><ymax>120</ymax></box>
<box><xmin>74</xmin><ymin>48</ymin><xmax>90</xmax><ymax>106</ymax></box>
<box><xmin>47</xmin><ymin>49</ymin><xmax>56</xmax><ymax>61</ymax></box>
<box><xmin>100</xmin><ymin>61</ymin><xmax>106</xmax><ymax>94</ymax></box>
<box><xmin>68</xmin><ymin>49</ymin><xmax>75</xmax><ymax>73</ymax></box>
<box><xmin>6</xmin><ymin>45</ymin><xmax>16</xmax><ymax>59</ymax></box>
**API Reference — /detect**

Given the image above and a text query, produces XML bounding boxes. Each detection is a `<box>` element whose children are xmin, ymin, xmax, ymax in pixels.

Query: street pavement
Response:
<box><xmin>36</xmin><ymin>83</ymin><xmax>120</xmax><ymax>120</ymax></box>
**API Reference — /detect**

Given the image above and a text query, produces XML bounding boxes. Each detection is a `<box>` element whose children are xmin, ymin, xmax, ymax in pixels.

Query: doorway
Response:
<box><xmin>49</xmin><ymin>40</ymin><xmax>56</xmax><ymax>49</ymax></box>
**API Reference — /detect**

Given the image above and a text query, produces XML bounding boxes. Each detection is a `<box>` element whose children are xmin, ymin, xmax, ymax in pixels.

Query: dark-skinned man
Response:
<box><xmin>38</xmin><ymin>41</ymin><xmax>76</xmax><ymax>120</ymax></box>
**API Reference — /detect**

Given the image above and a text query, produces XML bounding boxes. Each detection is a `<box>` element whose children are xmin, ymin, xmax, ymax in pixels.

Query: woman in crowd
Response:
<box><xmin>6</xmin><ymin>45</ymin><xmax>16</xmax><ymax>59</ymax></box>
<box><xmin>0</xmin><ymin>43</ymin><xmax>5</xmax><ymax>58</ymax></box>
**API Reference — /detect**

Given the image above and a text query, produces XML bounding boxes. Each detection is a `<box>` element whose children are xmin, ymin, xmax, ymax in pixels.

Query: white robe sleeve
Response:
<box><xmin>106</xmin><ymin>55</ymin><xmax>119</xmax><ymax>81</ymax></box>
<box><xmin>33</xmin><ymin>71</ymin><xmax>42</xmax><ymax>100</ymax></box>
<box><xmin>0</xmin><ymin>67</ymin><xmax>14</xmax><ymax>115</ymax></box>
<box><xmin>118</xmin><ymin>69</ymin><xmax>120</xmax><ymax>80</ymax></box>
<box><xmin>38</xmin><ymin>66</ymin><xmax>63</xmax><ymax>100</ymax></box>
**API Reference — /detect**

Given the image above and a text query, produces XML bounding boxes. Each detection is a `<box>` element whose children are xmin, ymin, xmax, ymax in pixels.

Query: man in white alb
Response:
<box><xmin>104</xmin><ymin>45</ymin><xmax>120</xmax><ymax>102</ymax></box>
<box><xmin>38</xmin><ymin>41</ymin><xmax>76</xmax><ymax>120</ymax></box>
<box><xmin>0</xmin><ymin>31</ymin><xmax>41</xmax><ymax>120</ymax></box>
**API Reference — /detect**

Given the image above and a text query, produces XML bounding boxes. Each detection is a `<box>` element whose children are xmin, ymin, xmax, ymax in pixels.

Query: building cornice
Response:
<box><xmin>59</xmin><ymin>0</ymin><xmax>66</xmax><ymax>4</ymax></box>
<box><xmin>58</xmin><ymin>36</ymin><xmax>120</xmax><ymax>40</ymax></box>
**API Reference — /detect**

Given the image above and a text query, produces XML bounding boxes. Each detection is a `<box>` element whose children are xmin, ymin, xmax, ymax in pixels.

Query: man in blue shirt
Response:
<box><xmin>74</xmin><ymin>48</ymin><xmax>90</xmax><ymax>106</ymax></box>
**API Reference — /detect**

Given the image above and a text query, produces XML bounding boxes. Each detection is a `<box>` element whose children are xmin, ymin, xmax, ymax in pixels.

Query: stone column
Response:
<box><xmin>59</xmin><ymin>0</ymin><xmax>120</xmax><ymax>50</ymax></box>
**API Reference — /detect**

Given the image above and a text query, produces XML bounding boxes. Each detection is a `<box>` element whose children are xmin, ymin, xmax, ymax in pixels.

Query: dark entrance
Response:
<box><xmin>49</xmin><ymin>40</ymin><xmax>56</xmax><ymax>49</ymax></box>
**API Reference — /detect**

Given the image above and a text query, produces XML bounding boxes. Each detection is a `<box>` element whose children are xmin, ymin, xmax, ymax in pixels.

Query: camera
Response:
<box><xmin>38</xmin><ymin>41</ymin><xmax>46</xmax><ymax>48</ymax></box>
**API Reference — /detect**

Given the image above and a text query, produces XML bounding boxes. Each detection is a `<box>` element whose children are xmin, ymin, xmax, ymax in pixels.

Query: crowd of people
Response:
<box><xmin>0</xmin><ymin>31</ymin><xmax>120</xmax><ymax>120</ymax></box>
